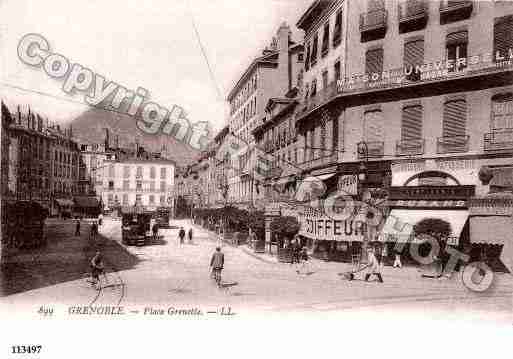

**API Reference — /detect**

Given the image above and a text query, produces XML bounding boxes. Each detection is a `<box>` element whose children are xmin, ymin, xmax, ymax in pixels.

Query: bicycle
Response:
<box><xmin>211</xmin><ymin>267</ymin><xmax>222</xmax><ymax>287</ymax></box>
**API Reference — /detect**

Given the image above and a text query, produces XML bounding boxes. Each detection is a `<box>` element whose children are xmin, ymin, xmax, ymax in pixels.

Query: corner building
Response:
<box><xmin>295</xmin><ymin>0</ymin><xmax>513</xmax><ymax>263</ymax></box>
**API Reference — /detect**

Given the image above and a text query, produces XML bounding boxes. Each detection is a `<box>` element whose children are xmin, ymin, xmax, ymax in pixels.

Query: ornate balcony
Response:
<box><xmin>484</xmin><ymin>130</ymin><xmax>513</xmax><ymax>152</ymax></box>
<box><xmin>398</xmin><ymin>0</ymin><xmax>428</xmax><ymax>33</ymax></box>
<box><xmin>359</xmin><ymin>9</ymin><xmax>387</xmax><ymax>41</ymax></box>
<box><xmin>396</xmin><ymin>139</ymin><xmax>425</xmax><ymax>156</ymax></box>
<box><xmin>437</xmin><ymin>135</ymin><xmax>470</xmax><ymax>154</ymax></box>
<box><xmin>440</xmin><ymin>1</ymin><xmax>473</xmax><ymax>25</ymax></box>
<box><xmin>358</xmin><ymin>141</ymin><xmax>384</xmax><ymax>159</ymax></box>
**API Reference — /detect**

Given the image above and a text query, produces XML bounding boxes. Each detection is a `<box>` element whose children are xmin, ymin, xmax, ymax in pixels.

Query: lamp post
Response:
<box><xmin>356</xmin><ymin>141</ymin><xmax>369</xmax><ymax>199</ymax></box>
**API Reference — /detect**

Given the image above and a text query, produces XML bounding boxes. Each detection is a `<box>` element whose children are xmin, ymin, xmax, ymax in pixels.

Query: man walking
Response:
<box><xmin>75</xmin><ymin>218</ymin><xmax>81</xmax><ymax>237</ymax></box>
<box><xmin>152</xmin><ymin>222</ymin><xmax>159</xmax><ymax>241</ymax></box>
<box><xmin>178</xmin><ymin>227</ymin><xmax>186</xmax><ymax>245</ymax></box>
<box><xmin>210</xmin><ymin>246</ymin><xmax>224</xmax><ymax>287</ymax></box>
<box><xmin>90</xmin><ymin>221</ymin><xmax>98</xmax><ymax>242</ymax></box>
<box><xmin>188</xmin><ymin>228</ymin><xmax>193</xmax><ymax>244</ymax></box>
<box><xmin>364</xmin><ymin>246</ymin><xmax>384</xmax><ymax>283</ymax></box>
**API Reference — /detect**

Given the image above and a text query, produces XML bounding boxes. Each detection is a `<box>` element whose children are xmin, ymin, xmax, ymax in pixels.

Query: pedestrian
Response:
<box><xmin>188</xmin><ymin>228</ymin><xmax>193</xmax><ymax>243</ymax></box>
<box><xmin>178</xmin><ymin>226</ymin><xmax>186</xmax><ymax>245</ymax></box>
<box><xmin>210</xmin><ymin>246</ymin><xmax>224</xmax><ymax>286</ymax></box>
<box><xmin>152</xmin><ymin>222</ymin><xmax>159</xmax><ymax>241</ymax></box>
<box><xmin>98</xmin><ymin>213</ymin><xmax>103</xmax><ymax>226</ymax></box>
<box><xmin>364</xmin><ymin>246</ymin><xmax>384</xmax><ymax>283</ymax></box>
<box><xmin>75</xmin><ymin>218</ymin><xmax>81</xmax><ymax>237</ymax></box>
<box><xmin>90</xmin><ymin>221</ymin><xmax>98</xmax><ymax>241</ymax></box>
<box><xmin>291</xmin><ymin>236</ymin><xmax>300</xmax><ymax>265</ymax></box>
<box><xmin>296</xmin><ymin>247</ymin><xmax>310</xmax><ymax>275</ymax></box>
<box><xmin>393</xmin><ymin>250</ymin><xmax>402</xmax><ymax>268</ymax></box>
<box><xmin>90</xmin><ymin>250</ymin><xmax>105</xmax><ymax>290</ymax></box>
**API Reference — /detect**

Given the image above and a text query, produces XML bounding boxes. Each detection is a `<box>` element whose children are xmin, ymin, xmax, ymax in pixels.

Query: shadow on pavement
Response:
<box><xmin>0</xmin><ymin>220</ymin><xmax>140</xmax><ymax>297</ymax></box>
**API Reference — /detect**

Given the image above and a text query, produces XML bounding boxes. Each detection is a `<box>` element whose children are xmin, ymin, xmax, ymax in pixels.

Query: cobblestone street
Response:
<box><xmin>1</xmin><ymin>218</ymin><xmax>512</xmax><ymax>322</ymax></box>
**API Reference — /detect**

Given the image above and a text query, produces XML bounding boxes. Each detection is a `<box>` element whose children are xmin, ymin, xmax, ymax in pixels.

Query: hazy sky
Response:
<box><xmin>0</xmin><ymin>0</ymin><xmax>311</xmax><ymax>134</ymax></box>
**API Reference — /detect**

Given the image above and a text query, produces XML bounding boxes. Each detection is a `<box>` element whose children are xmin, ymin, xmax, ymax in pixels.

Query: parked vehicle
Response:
<box><xmin>155</xmin><ymin>207</ymin><xmax>171</xmax><ymax>228</ymax></box>
<box><xmin>120</xmin><ymin>208</ymin><xmax>152</xmax><ymax>246</ymax></box>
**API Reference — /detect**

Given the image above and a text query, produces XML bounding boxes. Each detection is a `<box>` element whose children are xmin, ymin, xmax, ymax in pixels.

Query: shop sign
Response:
<box><xmin>298</xmin><ymin>208</ymin><xmax>366</xmax><ymax>242</ymax></box>
<box><xmin>338</xmin><ymin>175</ymin><xmax>358</xmax><ymax>196</ymax></box>
<box><xmin>388</xmin><ymin>200</ymin><xmax>467</xmax><ymax>208</ymax></box>
<box><xmin>337</xmin><ymin>50</ymin><xmax>513</xmax><ymax>94</ymax></box>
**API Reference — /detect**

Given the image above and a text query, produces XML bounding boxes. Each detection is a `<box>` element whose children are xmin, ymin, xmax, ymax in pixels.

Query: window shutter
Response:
<box><xmin>494</xmin><ymin>15</ymin><xmax>513</xmax><ymax>61</ymax></box>
<box><xmin>446</xmin><ymin>31</ymin><xmax>468</xmax><ymax>45</ymax></box>
<box><xmin>401</xmin><ymin>105</ymin><xmax>423</xmax><ymax>141</ymax></box>
<box><xmin>443</xmin><ymin>100</ymin><xmax>467</xmax><ymax>137</ymax></box>
<box><xmin>364</xmin><ymin>110</ymin><xmax>384</xmax><ymax>142</ymax></box>
<box><xmin>404</xmin><ymin>39</ymin><xmax>424</xmax><ymax>67</ymax></box>
<box><xmin>365</xmin><ymin>48</ymin><xmax>383</xmax><ymax>74</ymax></box>
<box><xmin>492</xmin><ymin>93</ymin><xmax>513</xmax><ymax>130</ymax></box>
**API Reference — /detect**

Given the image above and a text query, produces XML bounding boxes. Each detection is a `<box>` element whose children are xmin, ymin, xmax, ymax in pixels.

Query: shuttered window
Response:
<box><xmin>322</xmin><ymin>23</ymin><xmax>330</xmax><ymax>56</ymax></box>
<box><xmin>311</xmin><ymin>35</ymin><xmax>319</xmax><ymax>66</ymax></box>
<box><xmin>404</xmin><ymin>39</ymin><xmax>424</xmax><ymax>68</ymax></box>
<box><xmin>443</xmin><ymin>99</ymin><xmax>467</xmax><ymax>138</ymax></box>
<box><xmin>365</xmin><ymin>48</ymin><xmax>383</xmax><ymax>75</ymax></box>
<box><xmin>404</xmin><ymin>39</ymin><xmax>424</xmax><ymax>80</ymax></box>
<box><xmin>305</xmin><ymin>43</ymin><xmax>311</xmax><ymax>71</ymax></box>
<box><xmin>492</xmin><ymin>93</ymin><xmax>513</xmax><ymax>130</ymax></box>
<box><xmin>333</xmin><ymin>10</ymin><xmax>343</xmax><ymax>47</ymax></box>
<box><xmin>494</xmin><ymin>15</ymin><xmax>513</xmax><ymax>61</ymax></box>
<box><xmin>364</xmin><ymin>110</ymin><xmax>384</xmax><ymax>142</ymax></box>
<box><xmin>401</xmin><ymin>105</ymin><xmax>423</xmax><ymax>142</ymax></box>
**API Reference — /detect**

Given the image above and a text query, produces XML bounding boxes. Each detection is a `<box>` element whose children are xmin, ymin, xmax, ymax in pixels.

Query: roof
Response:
<box><xmin>254</xmin><ymin>100</ymin><xmax>298</xmax><ymax>136</ymax></box>
<box><xmin>296</xmin><ymin>0</ymin><xmax>334</xmax><ymax>31</ymax></box>
<box><xmin>227</xmin><ymin>51</ymin><xmax>279</xmax><ymax>101</ymax></box>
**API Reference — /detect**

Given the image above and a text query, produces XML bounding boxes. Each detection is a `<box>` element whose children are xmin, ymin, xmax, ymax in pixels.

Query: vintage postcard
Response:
<box><xmin>1</xmin><ymin>0</ymin><xmax>512</xmax><ymax>357</ymax></box>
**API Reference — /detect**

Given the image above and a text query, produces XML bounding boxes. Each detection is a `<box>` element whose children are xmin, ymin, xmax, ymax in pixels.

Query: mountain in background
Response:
<box><xmin>71</xmin><ymin>107</ymin><xmax>202</xmax><ymax>167</ymax></box>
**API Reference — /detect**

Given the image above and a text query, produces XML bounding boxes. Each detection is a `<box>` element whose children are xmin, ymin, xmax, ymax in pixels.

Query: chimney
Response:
<box><xmin>69</xmin><ymin>124</ymin><xmax>73</xmax><ymax>138</ymax></box>
<box><xmin>277</xmin><ymin>21</ymin><xmax>292</xmax><ymax>91</ymax></box>
<box><xmin>104</xmin><ymin>128</ymin><xmax>110</xmax><ymax>150</ymax></box>
<box><xmin>17</xmin><ymin>105</ymin><xmax>21</xmax><ymax>124</ymax></box>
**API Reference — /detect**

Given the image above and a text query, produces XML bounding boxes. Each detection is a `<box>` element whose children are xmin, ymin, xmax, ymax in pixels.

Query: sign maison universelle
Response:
<box><xmin>337</xmin><ymin>50</ymin><xmax>513</xmax><ymax>93</ymax></box>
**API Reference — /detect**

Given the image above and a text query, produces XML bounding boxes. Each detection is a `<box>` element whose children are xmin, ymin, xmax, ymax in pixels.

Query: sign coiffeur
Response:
<box><xmin>298</xmin><ymin>205</ymin><xmax>366</xmax><ymax>242</ymax></box>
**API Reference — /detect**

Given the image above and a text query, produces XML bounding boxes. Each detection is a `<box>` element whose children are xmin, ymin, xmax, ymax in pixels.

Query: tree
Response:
<box><xmin>270</xmin><ymin>216</ymin><xmax>300</xmax><ymax>237</ymax></box>
<box><xmin>413</xmin><ymin>218</ymin><xmax>452</xmax><ymax>240</ymax></box>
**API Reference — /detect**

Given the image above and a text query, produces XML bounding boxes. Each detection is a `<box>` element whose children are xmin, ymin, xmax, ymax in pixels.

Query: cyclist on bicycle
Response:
<box><xmin>210</xmin><ymin>247</ymin><xmax>224</xmax><ymax>286</ymax></box>
<box><xmin>90</xmin><ymin>251</ymin><xmax>105</xmax><ymax>290</ymax></box>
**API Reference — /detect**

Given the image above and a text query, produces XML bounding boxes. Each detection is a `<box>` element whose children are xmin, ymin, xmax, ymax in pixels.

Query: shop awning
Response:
<box><xmin>74</xmin><ymin>196</ymin><xmax>100</xmax><ymax>208</ymax></box>
<box><xmin>55</xmin><ymin>199</ymin><xmax>74</xmax><ymax>207</ymax></box>
<box><xmin>381</xmin><ymin>209</ymin><xmax>469</xmax><ymax>245</ymax></box>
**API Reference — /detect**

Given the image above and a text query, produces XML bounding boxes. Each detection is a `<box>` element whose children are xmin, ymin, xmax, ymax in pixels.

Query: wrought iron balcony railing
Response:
<box><xmin>484</xmin><ymin>130</ymin><xmax>513</xmax><ymax>152</ymax></box>
<box><xmin>396</xmin><ymin>139</ymin><xmax>425</xmax><ymax>156</ymax></box>
<box><xmin>358</xmin><ymin>141</ymin><xmax>385</xmax><ymax>159</ymax></box>
<box><xmin>437</xmin><ymin>135</ymin><xmax>470</xmax><ymax>154</ymax></box>
<box><xmin>359</xmin><ymin>9</ymin><xmax>387</xmax><ymax>33</ymax></box>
